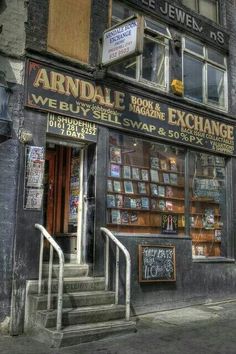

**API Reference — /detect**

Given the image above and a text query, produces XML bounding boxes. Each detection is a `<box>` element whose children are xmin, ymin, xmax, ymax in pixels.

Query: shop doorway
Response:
<box><xmin>43</xmin><ymin>141</ymin><xmax>95</xmax><ymax>263</ymax></box>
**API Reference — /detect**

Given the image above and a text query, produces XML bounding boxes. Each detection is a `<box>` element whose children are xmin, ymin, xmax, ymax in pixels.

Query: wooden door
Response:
<box><xmin>44</xmin><ymin>150</ymin><xmax>57</xmax><ymax>234</ymax></box>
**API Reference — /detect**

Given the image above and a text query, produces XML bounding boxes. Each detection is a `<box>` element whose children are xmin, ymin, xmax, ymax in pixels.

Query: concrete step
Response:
<box><xmin>29</xmin><ymin>290</ymin><xmax>116</xmax><ymax>310</ymax></box>
<box><xmin>35</xmin><ymin>319</ymin><xmax>137</xmax><ymax>347</ymax></box>
<box><xmin>37</xmin><ymin>304</ymin><xmax>126</xmax><ymax>328</ymax></box>
<box><xmin>26</xmin><ymin>277</ymin><xmax>105</xmax><ymax>294</ymax></box>
<box><xmin>42</xmin><ymin>263</ymin><xmax>89</xmax><ymax>278</ymax></box>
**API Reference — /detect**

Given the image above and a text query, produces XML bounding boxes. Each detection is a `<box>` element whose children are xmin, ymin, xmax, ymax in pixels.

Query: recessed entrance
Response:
<box><xmin>43</xmin><ymin>140</ymin><xmax>96</xmax><ymax>264</ymax></box>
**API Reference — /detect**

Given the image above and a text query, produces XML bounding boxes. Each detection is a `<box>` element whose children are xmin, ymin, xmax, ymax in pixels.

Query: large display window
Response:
<box><xmin>106</xmin><ymin>132</ymin><xmax>228</xmax><ymax>258</ymax></box>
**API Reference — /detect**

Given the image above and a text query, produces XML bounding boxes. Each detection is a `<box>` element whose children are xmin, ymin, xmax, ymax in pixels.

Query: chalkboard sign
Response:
<box><xmin>138</xmin><ymin>245</ymin><xmax>176</xmax><ymax>282</ymax></box>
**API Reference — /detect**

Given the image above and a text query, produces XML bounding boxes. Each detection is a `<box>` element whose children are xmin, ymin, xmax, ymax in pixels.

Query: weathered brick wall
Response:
<box><xmin>226</xmin><ymin>0</ymin><xmax>236</xmax><ymax>116</ymax></box>
<box><xmin>0</xmin><ymin>0</ymin><xmax>26</xmax><ymax>332</ymax></box>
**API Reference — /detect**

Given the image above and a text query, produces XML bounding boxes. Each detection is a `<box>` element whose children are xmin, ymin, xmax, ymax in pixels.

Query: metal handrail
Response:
<box><xmin>100</xmin><ymin>227</ymin><xmax>131</xmax><ymax>321</ymax></box>
<box><xmin>35</xmin><ymin>224</ymin><xmax>64</xmax><ymax>331</ymax></box>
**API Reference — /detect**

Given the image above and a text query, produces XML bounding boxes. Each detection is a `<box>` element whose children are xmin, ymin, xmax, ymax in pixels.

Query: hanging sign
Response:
<box><xmin>101</xmin><ymin>15</ymin><xmax>143</xmax><ymax>66</ymax></box>
<box><xmin>25</xmin><ymin>59</ymin><xmax>236</xmax><ymax>156</ymax></box>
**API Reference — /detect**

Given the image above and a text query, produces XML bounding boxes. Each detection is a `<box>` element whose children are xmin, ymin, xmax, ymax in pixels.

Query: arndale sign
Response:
<box><xmin>101</xmin><ymin>15</ymin><xmax>143</xmax><ymax>66</ymax></box>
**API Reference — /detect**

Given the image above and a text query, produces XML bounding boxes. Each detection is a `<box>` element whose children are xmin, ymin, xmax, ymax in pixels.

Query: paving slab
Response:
<box><xmin>1</xmin><ymin>299</ymin><xmax>236</xmax><ymax>354</ymax></box>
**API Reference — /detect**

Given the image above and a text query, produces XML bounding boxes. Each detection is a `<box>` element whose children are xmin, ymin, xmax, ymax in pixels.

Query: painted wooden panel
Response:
<box><xmin>47</xmin><ymin>0</ymin><xmax>91</xmax><ymax>63</ymax></box>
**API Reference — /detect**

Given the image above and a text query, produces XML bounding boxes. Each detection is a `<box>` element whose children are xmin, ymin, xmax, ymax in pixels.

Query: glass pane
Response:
<box><xmin>199</xmin><ymin>0</ymin><xmax>218</xmax><ymax>22</ymax></box>
<box><xmin>141</xmin><ymin>37</ymin><xmax>165</xmax><ymax>86</ymax></box>
<box><xmin>182</xmin><ymin>0</ymin><xmax>197</xmax><ymax>11</ymax></box>
<box><xmin>107</xmin><ymin>132</ymin><xmax>185</xmax><ymax>235</ymax></box>
<box><xmin>207</xmin><ymin>48</ymin><xmax>225</xmax><ymax>66</ymax></box>
<box><xmin>145</xmin><ymin>18</ymin><xmax>170</xmax><ymax>38</ymax></box>
<box><xmin>68</xmin><ymin>148</ymin><xmax>81</xmax><ymax>233</ymax></box>
<box><xmin>189</xmin><ymin>151</ymin><xmax>226</xmax><ymax>257</ymax></box>
<box><xmin>110</xmin><ymin>57</ymin><xmax>137</xmax><ymax>79</ymax></box>
<box><xmin>112</xmin><ymin>1</ymin><xmax>134</xmax><ymax>24</ymax></box>
<box><xmin>207</xmin><ymin>65</ymin><xmax>225</xmax><ymax>107</ymax></box>
<box><xmin>185</xmin><ymin>38</ymin><xmax>204</xmax><ymax>56</ymax></box>
<box><xmin>184</xmin><ymin>55</ymin><xmax>203</xmax><ymax>102</ymax></box>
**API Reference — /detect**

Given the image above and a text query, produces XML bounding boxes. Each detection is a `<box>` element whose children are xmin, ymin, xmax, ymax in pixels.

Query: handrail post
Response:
<box><xmin>38</xmin><ymin>233</ymin><xmax>44</xmax><ymax>295</ymax></box>
<box><xmin>115</xmin><ymin>246</ymin><xmax>119</xmax><ymax>305</ymax></box>
<box><xmin>47</xmin><ymin>244</ymin><xmax>53</xmax><ymax>310</ymax></box>
<box><xmin>105</xmin><ymin>235</ymin><xmax>109</xmax><ymax>291</ymax></box>
<box><xmin>35</xmin><ymin>224</ymin><xmax>64</xmax><ymax>331</ymax></box>
<box><xmin>101</xmin><ymin>227</ymin><xmax>131</xmax><ymax>321</ymax></box>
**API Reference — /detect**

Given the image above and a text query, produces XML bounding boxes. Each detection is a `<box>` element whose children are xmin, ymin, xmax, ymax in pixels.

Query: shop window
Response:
<box><xmin>107</xmin><ymin>132</ymin><xmax>185</xmax><ymax>235</ymax></box>
<box><xmin>110</xmin><ymin>1</ymin><xmax>171</xmax><ymax>91</ymax></box>
<box><xmin>190</xmin><ymin>152</ymin><xmax>226</xmax><ymax>257</ymax></box>
<box><xmin>107</xmin><ymin>132</ymin><xmax>228</xmax><ymax>259</ymax></box>
<box><xmin>183</xmin><ymin>37</ymin><xmax>227</xmax><ymax>110</ymax></box>
<box><xmin>182</xmin><ymin>0</ymin><xmax>219</xmax><ymax>23</ymax></box>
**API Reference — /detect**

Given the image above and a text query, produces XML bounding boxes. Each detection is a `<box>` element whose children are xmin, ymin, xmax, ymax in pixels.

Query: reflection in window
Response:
<box><xmin>184</xmin><ymin>55</ymin><xmax>203</xmax><ymax>102</ymax></box>
<box><xmin>107</xmin><ymin>132</ymin><xmax>185</xmax><ymax>235</ymax></box>
<box><xmin>110</xmin><ymin>1</ymin><xmax>170</xmax><ymax>91</ymax></box>
<box><xmin>182</xmin><ymin>0</ymin><xmax>219</xmax><ymax>23</ymax></box>
<box><xmin>183</xmin><ymin>37</ymin><xmax>227</xmax><ymax>110</ymax></box>
<box><xmin>190</xmin><ymin>152</ymin><xmax>226</xmax><ymax>257</ymax></box>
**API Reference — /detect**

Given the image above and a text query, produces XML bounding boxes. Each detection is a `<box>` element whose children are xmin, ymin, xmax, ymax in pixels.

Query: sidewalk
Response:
<box><xmin>1</xmin><ymin>299</ymin><xmax>236</xmax><ymax>354</ymax></box>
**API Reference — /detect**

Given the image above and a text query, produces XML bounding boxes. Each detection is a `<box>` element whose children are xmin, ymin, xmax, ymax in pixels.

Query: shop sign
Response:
<box><xmin>101</xmin><ymin>15</ymin><xmax>143</xmax><ymax>66</ymax></box>
<box><xmin>25</xmin><ymin>59</ymin><xmax>236</xmax><ymax>156</ymax></box>
<box><xmin>47</xmin><ymin>113</ymin><xmax>98</xmax><ymax>142</ymax></box>
<box><xmin>126</xmin><ymin>0</ymin><xmax>229</xmax><ymax>50</ymax></box>
<box><xmin>138</xmin><ymin>244</ymin><xmax>176</xmax><ymax>282</ymax></box>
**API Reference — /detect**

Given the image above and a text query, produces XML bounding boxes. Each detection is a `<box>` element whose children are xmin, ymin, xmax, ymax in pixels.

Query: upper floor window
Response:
<box><xmin>110</xmin><ymin>1</ymin><xmax>171</xmax><ymax>91</ymax></box>
<box><xmin>183</xmin><ymin>37</ymin><xmax>227</xmax><ymax>111</ymax></box>
<box><xmin>182</xmin><ymin>0</ymin><xmax>219</xmax><ymax>23</ymax></box>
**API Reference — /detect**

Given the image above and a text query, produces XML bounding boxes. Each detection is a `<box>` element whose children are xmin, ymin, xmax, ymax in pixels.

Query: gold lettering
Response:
<box><xmin>168</xmin><ymin>108</ymin><xmax>177</xmax><ymax>125</ymax></box>
<box><xmin>33</xmin><ymin>69</ymin><xmax>50</xmax><ymax>89</ymax></box>
<box><xmin>50</xmin><ymin>72</ymin><xmax>65</xmax><ymax>94</ymax></box>
<box><xmin>65</xmin><ymin>76</ymin><xmax>80</xmax><ymax>98</ymax></box>
<box><xmin>80</xmin><ymin>81</ymin><xmax>94</xmax><ymax>101</ymax></box>
<box><xmin>92</xmin><ymin>86</ymin><xmax>106</xmax><ymax>105</ymax></box>
<box><xmin>185</xmin><ymin>114</ymin><xmax>195</xmax><ymax>129</ymax></box>
<box><xmin>114</xmin><ymin>91</ymin><xmax>125</xmax><ymax>110</ymax></box>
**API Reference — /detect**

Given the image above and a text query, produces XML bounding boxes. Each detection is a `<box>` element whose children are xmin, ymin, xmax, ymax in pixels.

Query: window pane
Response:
<box><xmin>189</xmin><ymin>151</ymin><xmax>226</xmax><ymax>257</ymax></box>
<box><xmin>145</xmin><ymin>18</ymin><xmax>171</xmax><ymax>38</ymax></box>
<box><xmin>207</xmin><ymin>65</ymin><xmax>225</xmax><ymax>107</ymax></box>
<box><xmin>107</xmin><ymin>132</ymin><xmax>185</xmax><ymax>235</ymax></box>
<box><xmin>141</xmin><ymin>37</ymin><xmax>165</xmax><ymax>86</ymax></box>
<box><xmin>112</xmin><ymin>1</ymin><xmax>134</xmax><ymax>24</ymax></box>
<box><xmin>199</xmin><ymin>0</ymin><xmax>218</xmax><ymax>22</ymax></box>
<box><xmin>184</xmin><ymin>55</ymin><xmax>203</xmax><ymax>102</ymax></box>
<box><xmin>110</xmin><ymin>57</ymin><xmax>137</xmax><ymax>79</ymax></box>
<box><xmin>207</xmin><ymin>48</ymin><xmax>225</xmax><ymax>66</ymax></box>
<box><xmin>182</xmin><ymin>0</ymin><xmax>197</xmax><ymax>11</ymax></box>
<box><xmin>185</xmin><ymin>38</ymin><xmax>204</xmax><ymax>56</ymax></box>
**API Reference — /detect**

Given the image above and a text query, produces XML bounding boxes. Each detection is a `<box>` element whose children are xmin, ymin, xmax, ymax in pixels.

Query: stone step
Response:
<box><xmin>42</xmin><ymin>263</ymin><xmax>89</xmax><ymax>278</ymax></box>
<box><xmin>26</xmin><ymin>277</ymin><xmax>105</xmax><ymax>294</ymax></box>
<box><xmin>37</xmin><ymin>304</ymin><xmax>126</xmax><ymax>328</ymax></box>
<box><xmin>35</xmin><ymin>319</ymin><xmax>137</xmax><ymax>347</ymax></box>
<box><xmin>29</xmin><ymin>290</ymin><xmax>116</xmax><ymax>310</ymax></box>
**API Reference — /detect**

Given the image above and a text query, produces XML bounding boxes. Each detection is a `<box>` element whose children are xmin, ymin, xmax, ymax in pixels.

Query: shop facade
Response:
<box><xmin>2</xmin><ymin>0</ymin><xmax>236</xmax><ymax>335</ymax></box>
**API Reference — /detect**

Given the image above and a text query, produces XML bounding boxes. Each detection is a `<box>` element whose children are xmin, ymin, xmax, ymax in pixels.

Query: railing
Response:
<box><xmin>100</xmin><ymin>227</ymin><xmax>131</xmax><ymax>321</ymax></box>
<box><xmin>35</xmin><ymin>224</ymin><xmax>64</xmax><ymax>331</ymax></box>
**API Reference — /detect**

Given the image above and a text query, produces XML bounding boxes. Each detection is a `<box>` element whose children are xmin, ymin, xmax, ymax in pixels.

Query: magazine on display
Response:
<box><xmin>110</xmin><ymin>147</ymin><xmax>122</xmax><ymax>164</ymax></box>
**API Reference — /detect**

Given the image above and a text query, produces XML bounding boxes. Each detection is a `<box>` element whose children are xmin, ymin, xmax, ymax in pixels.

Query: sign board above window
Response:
<box><xmin>101</xmin><ymin>15</ymin><xmax>144</xmax><ymax>66</ymax></box>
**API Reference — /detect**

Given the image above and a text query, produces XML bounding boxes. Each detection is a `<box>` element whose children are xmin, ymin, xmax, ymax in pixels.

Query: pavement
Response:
<box><xmin>1</xmin><ymin>299</ymin><xmax>236</xmax><ymax>354</ymax></box>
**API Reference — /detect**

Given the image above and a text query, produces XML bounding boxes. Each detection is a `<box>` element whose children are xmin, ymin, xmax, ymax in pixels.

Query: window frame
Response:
<box><xmin>182</xmin><ymin>36</ymin><xmax>228</xmax><ymax>112</ymax></box>
<box><xmin>110</xmin><ymin>1</ymin><xmax>171</xmax><ymax>92</ymax></box>
<box><xmin>182</xmin><ymin>0</ymin><xmax>219</xmax><ymax>24</ymax></box>
<box><xmin>106</xmin><ymin>129</ymin><xmax>231</xmax><ymax>260</ymax></box>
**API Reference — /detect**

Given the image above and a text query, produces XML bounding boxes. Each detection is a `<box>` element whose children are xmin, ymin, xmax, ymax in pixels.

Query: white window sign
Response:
<box><xmin>101</xmin><ymin>15</ymin><xmax>143</xmax><ymax>66</ymax></box>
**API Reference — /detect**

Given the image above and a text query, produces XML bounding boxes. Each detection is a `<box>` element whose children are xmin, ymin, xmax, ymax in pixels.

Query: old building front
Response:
<box><xmin>1</xmin><ymin>0</ymin><xmax>236</xmax><ymax>345</ymax></box>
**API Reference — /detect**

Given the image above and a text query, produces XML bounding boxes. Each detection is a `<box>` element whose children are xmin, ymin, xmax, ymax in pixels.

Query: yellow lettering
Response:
<box><xmin>33</xmin><ymin>69</ymin><xmax>50</xmax><ymax>89</ymax></box>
